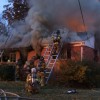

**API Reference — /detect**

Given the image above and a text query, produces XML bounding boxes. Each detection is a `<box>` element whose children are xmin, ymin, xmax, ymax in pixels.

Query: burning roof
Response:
<box><xmin>0</xmin><ymin>0</ymin><xmax>100</xmax><ymax>51</ymax></box>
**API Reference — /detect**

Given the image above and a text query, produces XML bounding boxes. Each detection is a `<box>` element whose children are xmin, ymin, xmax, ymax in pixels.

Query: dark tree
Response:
<box><xmin>2</xmin><ymin>0</ymin><xmax>29</xmax><ymax>24</ymax></box>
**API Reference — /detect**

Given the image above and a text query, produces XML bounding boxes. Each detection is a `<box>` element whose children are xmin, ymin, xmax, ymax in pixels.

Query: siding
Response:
<box><xmin>71</xmin><ymin>46</ymin><xmax>81</xmax><ymax>61</ymax></box>
<box><xmin>83</xmin><ymin>46</ymin><xmax>94</xmax><ymax>61</ymax></box>
<box><xmin>26</xmin><ymin>44</ymin><xmax>96</xmax><ymax>62</ymax></box>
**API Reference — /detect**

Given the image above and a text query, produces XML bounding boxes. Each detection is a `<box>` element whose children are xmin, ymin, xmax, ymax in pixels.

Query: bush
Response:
<box><xmin>0</xmin><ymin>65</ymin><xmax>15</xmax><ymax>81</ymax></box>
<box><xmin>56</xmin><ymin>60</ymin><xmax>100</xmax><ymax>88</ymax></box>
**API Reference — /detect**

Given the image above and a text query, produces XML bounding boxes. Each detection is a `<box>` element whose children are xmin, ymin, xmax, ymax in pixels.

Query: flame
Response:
<box><xmin>66</xmin><ymin>19</ymin><xmax>87</xmax><ymax>32</ymax></box>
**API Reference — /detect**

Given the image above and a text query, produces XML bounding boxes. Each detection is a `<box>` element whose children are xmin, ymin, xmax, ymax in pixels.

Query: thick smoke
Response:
<box><xmin>1</xmin><ymin>0</ymin><xmax>100</xmax><ymax>53</ymax></box>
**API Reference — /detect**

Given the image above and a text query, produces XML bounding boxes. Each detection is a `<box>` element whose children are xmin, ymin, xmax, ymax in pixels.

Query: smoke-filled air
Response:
<box><xmin>1</xmin><ymin>0</ymin><xmax>100</xmax><ymax>54</ymax></box>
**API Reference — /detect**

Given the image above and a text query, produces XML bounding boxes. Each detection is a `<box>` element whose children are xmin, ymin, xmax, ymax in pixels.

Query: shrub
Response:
<box><xmin>56</xmin><ymin>60</ymin><xmax>99</xmax><ymax>88</ymax></box>
<box><xmin>0</xmin><ymin>65</ymin><xmax>15</xmax><ymax>81</ymax></box>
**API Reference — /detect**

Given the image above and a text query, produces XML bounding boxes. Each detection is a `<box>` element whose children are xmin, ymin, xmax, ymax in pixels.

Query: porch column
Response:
<box><xmin>81</xmin><ymin>46</ymin><xmax>83</xmax><ymax>61</ymax></box>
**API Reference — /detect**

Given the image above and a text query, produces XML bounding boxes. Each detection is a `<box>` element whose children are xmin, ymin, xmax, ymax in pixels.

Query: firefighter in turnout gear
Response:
<box><xmin>24</xmin><ymin>60</ymin><xmax>31</xmax><ymax>74</ymax></box>
<box><xmin>52</xmin><ymin>30</ymin><xmax>61</xmax><ymax>44</ymax></box>
<box><xmin>25</xmin><ymin>55</ymin><xmax>47</xmax><ymax>93</ymax></box>
<box><xmin>52</xmin><ymin>30</ymin><xmax>61</xmax><ymax>58</ymax></box>
<box><xmin>37</xmin><ymin>56</ymin><xmax>46</xmax><ymax>87</ymax></box>
<box><xmin>24</xmin><ymin>56</ymin><xmax>37</xmax><ymax>75</ymax></box>
<box><xmin>31</xmin><ymin>68</ymin><xmax>37</xmax><ymax>84</ymax></box>
<box><xmin>25</xmin><ymin>73</ymin><xmax>32</xmax><ymax>92</ymax></box>
<box><xmin>25</xmin><ymin>67</ymin><xmax>39</xmax><ymax>94</ymax></box>
<box><xmin>15</xmin><ymin>59</ymin><xmax>23</xmax><ymax>81</ymax></box>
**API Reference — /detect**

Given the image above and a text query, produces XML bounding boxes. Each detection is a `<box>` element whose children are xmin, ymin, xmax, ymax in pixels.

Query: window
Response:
<box><xmin>59</xmin><ymin>44</ymin><xmax>71</xmax><ymax>59</ymax></box>
<box><xmin>10</xmin><ymin>53</ymin><xmax>16</xmax><ymax>62</ymax></box>
<box><xmin>67</xmin><ymin>48</ymin><xmax>71</xmax><ymax>59</ymax></box>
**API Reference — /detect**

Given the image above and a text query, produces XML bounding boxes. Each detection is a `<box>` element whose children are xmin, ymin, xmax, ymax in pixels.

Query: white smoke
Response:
<box><xmin>0</xmin><ymin>0</ymin><xmax>100</xmax><ymax>51</ymax></box>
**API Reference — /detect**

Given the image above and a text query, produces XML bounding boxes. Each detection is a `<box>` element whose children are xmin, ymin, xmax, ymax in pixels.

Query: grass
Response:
<box><xmin>0</xmin><ymin>81</ymin><xmax>100</xmax><ymax>100</ymax></box>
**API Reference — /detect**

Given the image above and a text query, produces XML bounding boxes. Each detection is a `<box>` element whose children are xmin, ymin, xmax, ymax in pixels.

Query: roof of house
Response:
<box><xmin>0</xmin><ymin>30</ymin><xmax>94</xmax><ymax>50</ymax></box>
<box><xmin>0</xmin><ymin>33</ymin><xmax>31</xmax><ymax>49</ymax></box>
<box><xmin>77</xmin><ymin>32</ymin><xmax>94</xmax><ymax>41</ymax></box>
<box><xmin>65</xmin><ymin>31</ymin><xmax>94</xmax><ymax>42</ymax></box>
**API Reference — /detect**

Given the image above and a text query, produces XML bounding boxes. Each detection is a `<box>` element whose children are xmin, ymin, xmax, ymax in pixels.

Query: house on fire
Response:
<box><xmin>0</xmin><ymin>31</ymin><xmax>99</xmax><ymax>65</ymax></box>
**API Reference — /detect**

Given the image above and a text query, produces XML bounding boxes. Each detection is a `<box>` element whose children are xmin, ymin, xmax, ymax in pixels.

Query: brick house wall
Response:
<box><xmin>13</xmin><ymin>42</ymin><xmax>97</xmax><ymax>66</ymax></box>
<box><xmin>82</xmin><ymin>46</ymin><xmax>94</xmax><ymax>61</ymax></box>
<box><xmin>26</xmin><ymin>43</ymin><xmax>96</xmax><ymax>62</ymax></box>
<box><xmin>71</xmin><ymin>46</ymin><xmax>81</xmax><ymax>61</ymax></box>
<box><xmin>71</xmin><ymin>45</ymin><xmax>95</xmax><ymax>62</ymax></box>
<box><xmin>70</xmin><ymin>42</ymin><xmax>96</xmax><ymax>62</ymax></box>
<box><xmin>98</xmin><ymin>53</ymin><xmax>100</xmax><ymax>63</ymax></box>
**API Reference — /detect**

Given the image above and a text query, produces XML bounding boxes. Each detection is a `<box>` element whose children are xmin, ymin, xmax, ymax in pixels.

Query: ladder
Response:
<box><xmin>36</xmin><ymin>44</ymin><xmax>54</xmax><ymax>68</ymax></box>
<box><xmin>43</xmin><ymin>44</ymin><xmax>54</xmax><ymax>65</ymax></box>
<box><xmin>43</xmin><ymin>42</ymin><xmax>63</xmax><ymax>84</ymax></box>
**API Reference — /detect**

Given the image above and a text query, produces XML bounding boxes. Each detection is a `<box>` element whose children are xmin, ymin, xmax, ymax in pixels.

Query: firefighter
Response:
<box><xmin>31</xmin><ymin>68</ymin><xmax>37</xmax><ymax>84</ymax></box>
<box><xmin>29</xmin><ymin>59</ymin><xmax>35</xmax><ymax>69</ymax></box>
<box><xmin>15</xmin><ymin>59</ymin><xmax>23</xmax><ymax>81</ymax></box>
<box><xmin>40</xmin><ymin>60</ymin><xmax>46</xmax><ymax>86</ymax></box>
<box><xmin>37</xmin><ymin>56</ymin><xmax>46</xmax><ymax>87</ymax></box>
<box><xmin>24</xmin><ymin>60</ymin><xmax>31</xmax><ymax>74</ymax></box>
<box><xmin>15</xmin><ymin>61</ymin><xmax>20</xmax><ymax>81</ymax></box>
<box><xmin>37</xmin><ymin>56</ymin><xmax>45</xmax><ymax>70</ymax></box>
<box><xmin>52</xmin><ymin>30</ymin><xmax>61</xmax><ymax>44</ymax></box>
<box><xmin>52</xmin><ymin>30</ymin><xmax>61</xmax><ymax>57</ymax></box>
<box><xmin>56</xmin><ymin>30</ymin><xmax>61</xmax><ymax>43</ymax></box>
<box><xmin>38</xmin><ymin>70</ymin><xmax>45</xmax><ymax>87</ymax></box>
<box><xmin>40</xmin><ymin>56</ymin><xmax>44</xmax><ymax>61</ymax></box>
<box><xmin>37</xmin><ymin>70</ymin><xmax>45</xmax><ymax>87</ymax></box>
<box><xmin>31</xmin><ymin>67</ymin><xmax>39</xmax><ymax>93</ymax></box>
<box><xmin>25</xmin><ymin>73</ymin><xmax>32</xmax><ymax>92</ymax></box>
<box><xmin>25</xmin><ymin>67</ymin><xmax>39</xmax><ymax>93</ymax></box>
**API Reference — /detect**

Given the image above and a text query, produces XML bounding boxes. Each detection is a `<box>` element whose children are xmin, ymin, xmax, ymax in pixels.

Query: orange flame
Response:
<box><xmin>66</xmin><ymin>19</ymin><xmax>87</xmax><ymax>32</ymax></box>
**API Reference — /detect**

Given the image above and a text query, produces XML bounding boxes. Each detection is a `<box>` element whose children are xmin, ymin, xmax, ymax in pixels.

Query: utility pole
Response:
<box><xmin>78</xmin><ymin>0</ymin><xmax>86</xmax><ymax>32</ymax></box>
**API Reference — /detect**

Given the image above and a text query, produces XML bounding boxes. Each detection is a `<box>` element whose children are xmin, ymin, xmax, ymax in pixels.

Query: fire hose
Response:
<box><xmin>0</xmin><ymin>89</ymin><xmax>20</xmax><ymax>100</ymax></box>
<box><xmin>0</xmin><ymin>89</ymin><xmax>37</xmax><ymax>100</ymax></box>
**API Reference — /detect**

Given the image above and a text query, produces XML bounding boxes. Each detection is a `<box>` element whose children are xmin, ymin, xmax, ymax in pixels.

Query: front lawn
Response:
<box><xmin>0</xmin><ymin>81</ymin><xmax>100</xmax><ymax>100</ymax></box>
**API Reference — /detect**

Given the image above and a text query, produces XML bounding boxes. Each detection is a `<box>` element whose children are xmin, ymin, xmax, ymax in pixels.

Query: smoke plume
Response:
<box><xmin>1</xmin><ymin>0</ymin><xmax>100</xmax><ymax>53</ymax></box>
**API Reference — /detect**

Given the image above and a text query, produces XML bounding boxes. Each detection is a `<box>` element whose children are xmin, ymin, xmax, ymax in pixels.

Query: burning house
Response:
<box><xmin>0</xmin><ymin>29</ymin><xmax>99</xmax><ymax>64</ymax></box>
<box><xmin>0</xmin><ymin>0</ymin><xmax>100</xmax><ymax>65</ymax></box>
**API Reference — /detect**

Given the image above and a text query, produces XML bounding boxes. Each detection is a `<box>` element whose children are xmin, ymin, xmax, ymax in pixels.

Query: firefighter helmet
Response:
<box><xmin>26</xmin><ymin>61</ymin><xmax>30</xmax><ymax>66</ymax></box>
<box><xmin>40</xmin><ymin>56</ymin><xmax>44</xmax><ymax>60</ymax></box>
<box><xmin>31</xmin><ymin>68</ymin><xmax>37</xmax><ymax>73</ymax></box>
<box><xmin>56</xmin><ymin>30</ymin><xmax>60</xmax><ymax>35</ymax></box>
